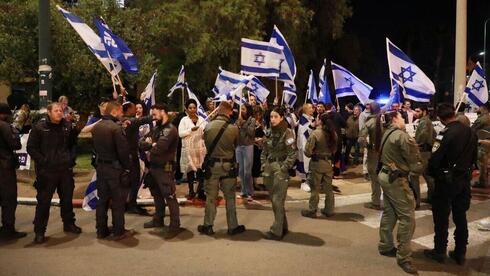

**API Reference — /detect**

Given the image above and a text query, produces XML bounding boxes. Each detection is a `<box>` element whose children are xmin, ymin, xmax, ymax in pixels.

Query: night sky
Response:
<box><xmin>341</xmin><ymin>0</ymin><xmax>490</xmax><ymax>101</ymax></box>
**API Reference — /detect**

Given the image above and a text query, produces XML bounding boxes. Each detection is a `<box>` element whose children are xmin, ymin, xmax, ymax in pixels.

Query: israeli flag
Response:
<box><xmin>307</xmin><ymin>70</ymin><xmax>318</xmax><ymax>104</ymax></box>
<box><xmin>331</xmin><ymin>61</ymin><xmax>373</xmax><ymax>105</ymax></box>
<box><xmin>247</xmin><ymin>77</ymin><xmax>270</xmax><ymax>104</ymax></box>
<box><xmin>283</xmin><ymin>83</ymin><xmax>298</xmax><ymax>107</ymax></box>
<box><xmin>212</xmin><ymin>68</ymin><xmax>253</xmax><ymax>97</ymax></box>
<box><xmin>387</xmin><ymin>38</ymin><xmax>435</xmax><ymax>102</ymax></box>
<box><xmin>57</xmin><ymin>6</ymin><xmax>121</xmax><ymax>76</ymax></box>
<box><xmin>82</xmin><ymin>173</ymin><xmax>98</xmax><ymax>211</ymax></box>
<box><xmin>241</xmin><ymin>38</ymin><xmax>284</xmax><ymax>78</ymax></box>
<box><xmin>140</xmin><ymin>70</ymin><xmax>157</xmax><ymax>110</ymax></box>
<box><xmin>186</xmin><ymin>84</ymin><xmax>208</xmax><ymax>120</ymax></box>
<box><xmin>318</xmin><ymin>59</ymin><xmax>332</xmax><ymax>104</ymax></box>
<box><xmin>168</xmin><ymin>65</ymin><xmax>186</xmax><ymax>97</ymax></box>
<box><xmin>382</xmin><ymin>81</ymin><xmax>402</xmax><ymax>112</ymax></box>
<box><xmin>464</xmin><ymin>62</ymin><xmax>488</xmax><ymax>107</ymax></box>
<box><xmin>94</xmin><ymin>18</ymin><xmax>138</xmax><ymax>74</ymax></box>
<box><xmin>270</xmin><ymin>25</ymin><xmax>296</xmax><ymax>84</ymax></box>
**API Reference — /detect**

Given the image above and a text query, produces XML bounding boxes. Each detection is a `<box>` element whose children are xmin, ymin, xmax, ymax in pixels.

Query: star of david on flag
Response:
<box><xmin>241</xmin><ymin>38</ymin><xmax>284</xmax><ymax>78</ymax></box>
<box><xmin>57</xmin><ymin>6</ymin><xmax>122</xmax><ymax>76</ymax></box>
<box><xmin>386</xmin><ymin>38</ymin><xmax>435</xmax><ymax>102</ymax></box>
<box><xmin>464</xmin><ymin>62</ymin><xmax>488</xmax><ymax>107</ymax></box>
<box><xmin>331</xmin><ymin>61</ymin><xmax>373</xmax><ymax>105</ymax></box>
<box><xmin>247</xmin><ymin>77</ymin><xmax>270</xmax><ymax>104</ymax></box>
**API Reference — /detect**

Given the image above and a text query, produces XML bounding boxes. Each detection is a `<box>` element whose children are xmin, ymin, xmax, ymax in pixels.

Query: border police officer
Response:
<box><xmin>377</xmin><ymin>110</ymin><xmax>423</xmax><ymax>274</ymax></box>
<box><xmin>261</xmin><ymin>107</ymin><xmax>296</xmax><ymax>240</ymax></box>
<box><xmin>301</xmin><ymin>113</ymin><xmax>337</xmax><ymax>218</ymax></box>
<box><xmin>27</xmin><ymin>102</ymin><xmax>81</xmax><ymax>244</ymax></box>
<box><xmin>92</xmin><ymin>101</ymin><xmax>133</xmax><ymax>240</ymax></box>
<box><xmin>197</xmin><ymin>101</ymin><xmax>245</xmax><ymax>236</ymax></box>
<box><xmin>140</xmin><ymin>104</ymin><xmax>182</xmax><ymax>239</ymax></box>
<box><xmin>0</xmin><ymin>103</ymin><xmax>26</xmax><ymax>240</ymax></box>
<box><xmin>425</xmin><ymin>103</ymin><xmax>478</xmax><ymax>265</ymax></box>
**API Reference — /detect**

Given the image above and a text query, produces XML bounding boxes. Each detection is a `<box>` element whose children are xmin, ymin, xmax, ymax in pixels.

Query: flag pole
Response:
<box><xmin>182</xmin><ymin>86</ymin><xmax>186</xmax><ymax>111</ymax></box>
<box><xmin>336</xmin><ymin>97</ymin><xmax>340</xmax><ymax>111</ymax></box>
<box><xmin>275</xmin><ymin>77</ymin><xmax>279</xmax><ymax>104</ymax></box>
<box><xmin>455</xmin><ymin>90</ymin><xmax>466</xmax><ymax>112</ymax></box>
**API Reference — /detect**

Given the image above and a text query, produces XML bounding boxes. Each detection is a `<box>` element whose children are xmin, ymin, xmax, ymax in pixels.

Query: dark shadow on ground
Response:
<box><xmin>96</xmin><ymin>231</ymin><xmax>140</xmax><ymax>248</ymax></box>
<box><xmin>281</xmin><ymin>231</ymin><xmax>325</xmax><ymax>247</ymax></box>
<box><xmin>211</xmin><ymin>229</ymin><xmax>263</xmax><ymax>242</ymax></box>
<box><xmin>412</xmin><ymin>249</ymin><xmax>472</xmax><ymax>275</ymax></box>
<box><xmin>148</xmin><ymin>227</ymin><xmax>194</xmax><ymax>242</ymax></box>
<box><xmin>319</xmin><ymin>212</ymin><xmax>365</xmax><ymax>222</ymax></box>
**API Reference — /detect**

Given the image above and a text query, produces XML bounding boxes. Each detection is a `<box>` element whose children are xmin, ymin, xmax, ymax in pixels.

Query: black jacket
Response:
<box><xmin>27</xmin><ymin>118</ymin><xmax>78</xmax><ymax>171</ymax></box>
<box><xmin>122</xmin><ymin>115</ymin><xmax>153</xmax><ymax>156</ymax></box>
<box><xmin>0</xmin><ymin>120</ymin><xmax>21</xmax><ymax>169</ymax></box>
<box><xmin>92</xmin><ymin>115</ymin><xmax>131</xmax><ymax>170</ymax></box>
<box><xmin>140</xmin><ymin>121</ymin><xmax>178</xmax><ymax>166</ymax></box>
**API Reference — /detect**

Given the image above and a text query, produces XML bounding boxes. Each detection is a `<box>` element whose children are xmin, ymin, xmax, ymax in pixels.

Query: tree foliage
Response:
<box><xmin>0</xmin><ymin>0</ymin><xmax>353</xmax><ymax>111</ymax></box>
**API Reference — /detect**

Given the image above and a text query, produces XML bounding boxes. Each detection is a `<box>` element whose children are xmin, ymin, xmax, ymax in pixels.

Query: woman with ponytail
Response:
<box><xmin>260</xmin><ymin>107</ymin><xmax>297</xmax><ymax>240</ymax></box>
<box><xmin>301</xmin><ymin>113</ymin><xmax>338</xmax><ymax>218</ymax></box>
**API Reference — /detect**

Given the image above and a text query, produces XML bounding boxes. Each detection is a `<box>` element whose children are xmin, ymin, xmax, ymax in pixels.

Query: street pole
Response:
<box><xmin>453</xmin><ymin>0</ymin><xmax>467</xmax><ymax>107</ymax></box>
<box><xmin>484</xmin><ymin>18</ymin><xmax>490</xmax><ymax>75</ymax></box>
<box><xmin>38</xmin><ymin>0</ymin><xmax>52</xmax><ymax>109</ymax></box>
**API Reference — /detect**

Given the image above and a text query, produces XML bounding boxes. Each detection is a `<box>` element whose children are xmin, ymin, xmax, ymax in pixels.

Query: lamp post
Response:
<box><xmin>38</xmin><ymin>0</ymin><xmax>52</xmax><ymax>109</ymax></box>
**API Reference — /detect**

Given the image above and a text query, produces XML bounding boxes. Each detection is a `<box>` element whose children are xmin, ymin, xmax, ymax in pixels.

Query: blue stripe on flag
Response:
<box><xmin>60</xmin><ymin>10</ymin><xmax>85</xmax><ymax>24</ymax></box>
<box><xmin>475</xmin><ymin>65</ymin><xmax>486</xmax><ymax>79</ymax></box>
<box><xmin>240</xmin><ymin>41</ymin><xmax>283</xmax><ymax>54</ymax></box>
<box><xmin>467</xmin><ymin>89</ymin><xmax>485</xmax><ymax>106</ymax></box>
<box><xmin>388</xmin><ymin>43</ymin><xmax>415</xmax><ymax>64</ymax></box>
<box><xmin>241</xmin><ymin>65</ymin><xmax>280</xmax><ymax>74</ymax></box>
<box><xmin>404</xmin><ymin>87</ymin><xmax>432</xmax><ymax>100</ymax></box>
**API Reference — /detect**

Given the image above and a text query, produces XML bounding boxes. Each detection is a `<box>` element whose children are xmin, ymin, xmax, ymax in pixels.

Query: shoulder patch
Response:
<box><xmin>162</xmin><ymin>128</ymin><xmax>170</xmax><ymax>137</ymax></box>
<box><xmin>286</xmin><ymin>137</ymin><xmax>295</xmax><ymax>146</ymax></box>
<box><xmin>432</xmin><ymin>141</ymin><xmax>440</xmax><ymax>153</ymax></box>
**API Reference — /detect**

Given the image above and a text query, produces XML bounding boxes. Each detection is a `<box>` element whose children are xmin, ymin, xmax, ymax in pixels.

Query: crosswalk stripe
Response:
<box><xmin>412</xmin><ymin>216</ymin><xmax>490</xmax><ymax>249</ymax></box>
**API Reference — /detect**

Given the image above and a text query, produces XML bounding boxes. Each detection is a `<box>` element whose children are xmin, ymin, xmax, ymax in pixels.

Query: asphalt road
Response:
<box><xmin>1</xmin><ymin>189</ymin><xmax>489</xmax><ymax>276</ymax></box>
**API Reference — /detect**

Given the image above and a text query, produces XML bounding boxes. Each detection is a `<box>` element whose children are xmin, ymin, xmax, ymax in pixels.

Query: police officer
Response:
<box><xmin>92</xmin><ymin>101</ymin><xmax>133</xmax><ymax>240</ymax></box>
<box><xmin>261</xmin><ymin>107</ymin><xmax>296</xmax><ymax>240</ymax></box>
<box><xmin>377</xmin><ymin>110</ymin><xmax>423</xmax><ymax>274</ymax></box>
<box><xmin>139</xmin><ymin>104</ymin><xmax>182</xmax><ymax>239</ymax></box>
<box><xmin>358</xmin><ymin>102</ymin><xmax>383</xmax><ymax>210</ymax></box>
<box><xmin>424</xmin><ymin>103</ymin><xmax>477</xmax><ymax>265</ymax></box>
<box><xmin>122</xmin><ymin>102</ymin><xmax>153</xmax><ymax>216</ymax></box>
<box><xmin>27</xmin><ymin>102</ymin><xmax>81</xmax><ymax>244</ymax></box>
<box><xmin>410</xmin><ymin>104</ymin><xmax>435</xmax><ymax>207</ymax></box>
<box><xmin>301</xmin><ymin>113</ymin><xmax>337</xmax><ymax>218</ymax></box>
<box><xmin>0</xmin><ymin>103</ymin><xmax>26</xmax><ymax>239</ymax></box>
<box><xmin>472</xmin><ymin>102</ymin><xmax>490</xmax><ymax>187</ymax></box>
<box><xmin>197</xmin><ymin>101</ymin><xmax>245</xmax><ymax>236</ymax></box>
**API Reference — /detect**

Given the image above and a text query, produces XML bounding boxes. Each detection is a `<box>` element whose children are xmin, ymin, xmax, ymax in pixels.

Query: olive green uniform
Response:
<box><xmin>378</xmin><ymin>126</ymin><xmax>423</xmax><ymax>265</ymax></box>
<box><xmin>358</xmin><ymin>115</ymin><xmax>382</xmax><ymax>207</ymax></box>
<box><xmin>261</xmin><ymin>121</ymin><xmax>296</xmax><ymax>237</ymax></box>
<box><xmin>303</xmin><ymin>127</ymin><xmax>335</xmax><ymax>216</ymax></box>
<box><xmin>202</xmin><ymin>115</ymin><xmax>240</xmax><ymax>230</ymax></box>
<box><xmin>410</xmin><ymin>115</ymin><xmax>435</xmax><ymax>205</ymax></box>
<box><xmin>472</xmin><ymin>112</ymin><xmax>490</xmax><ymax>187</ymax></box>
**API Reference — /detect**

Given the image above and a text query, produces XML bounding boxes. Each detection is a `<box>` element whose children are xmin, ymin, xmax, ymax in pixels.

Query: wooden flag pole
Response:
<box><xmin>182</xmin><ymin>86</ymin><xmax>186</xmax><ymax>111</ymax></box>
<box><xmin>455</xmin><ymin>91</ymin><xmax>466</xmax><ymax>112</ymax></box>
<box><xmin>275</xmin><ymin>77</ymin><xmax>279</xmax><ymax>104</ymax></box>
<box><xmin>336</xmin><ymin>97</ymin><xmax>340</xmax><ymax>111</ymax></box>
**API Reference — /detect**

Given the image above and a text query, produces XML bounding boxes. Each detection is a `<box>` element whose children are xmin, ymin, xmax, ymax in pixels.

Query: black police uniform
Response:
<box><xmin>140</xmin><ymin>121</ymin><xmax>180</xmax><ymax>230</ymax></box>
<box><xmin>92</xmin><ymin>115</ymin><xmax>131</xmax><ymax>237</ymax></box>
<box><xmin>428</xmin><ymin>120</ymin><xmax>477</xmax><ymax>258</ymax></box>
<box><xmin>122</xmin><ymin>115</ymin><xmax>153</xmax><ymax>212</ymax></box>
<box><xmin>27</xmin><ymin>118</ymin><xmax>79</xmax><ymax>236</ymax></box>
<box><xmin>0</xmin><ymin>119</ymin><xmax>22</xmax><ymax>234</ymax></box>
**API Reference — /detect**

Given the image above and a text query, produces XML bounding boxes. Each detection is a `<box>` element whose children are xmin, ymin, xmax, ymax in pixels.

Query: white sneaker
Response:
<box><xmin>478</xmin><ymin>221</ymin><xmax>490</xmax><ymax>231</ymax></box>
<box><xmin>301</xmin><ymin>182</ymin><xmax>311</xmax><ymax>192</ymax></box>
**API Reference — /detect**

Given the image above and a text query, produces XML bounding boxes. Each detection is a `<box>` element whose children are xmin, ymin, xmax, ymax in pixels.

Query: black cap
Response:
<box><xmin>0</xmin><ymin>103</ymin><xmax>12</xmax><ymax>115</ymax></box>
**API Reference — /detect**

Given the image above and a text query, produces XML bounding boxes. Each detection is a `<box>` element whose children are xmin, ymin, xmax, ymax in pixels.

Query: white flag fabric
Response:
<box><xmin>168</xmin><ymin>65</ymin><xmax>186</xmax><ymax>97</ymax></box>
<box><xmin>283</xmin><ymin>83</ymin><xmax>297</xmax><ymax>107</ymax></box>
<box><xmin>241</xmin><ymin>38</ymin><xmax>283</xmax><ymax>78</ymax></box>
<box><xmin>82</xmin><ymin>172</ymin><xmax>98</xmax><ymax>211</ymax></box>
<box><xmin>212</xmin><ymin>68</ymin><xmax>253</xmax><ymax>98</ymax></box>
<box><xmin>307</xmin><ymin>70</ymin><xmax>318</xmax><ymax>104</ymax></box>
<box><xmin>386</xmin><ymin>38</ymin><xmax>435</xmax><ymax>102</ymax></box>
<box><xmin>318</xmin><ymin>59</ymin><xmax>332</xmax><ymax>104</ymax></box>
<box><xmin>57</xmin><ymin>6</ymin><xmax>121</xmax><ymax>76</ymax></box>
<box><xmin>269</xmin><ymin>25</ymin><xmax>296</xmax><ymax>84</ymax></box>
<box><xmin>140</xmin><ymin>70</ymin><xmax>157</xmax><ymax>110</ymax></box>
<box><xmin>464</xmin><ymin>62</ymin><xmax>488</xmax><ymax>107</ymax></box>
<box><xmin>247</xmin><ymin>77</ymin><xmax>270</xmax><ymax>104</ymax></box>
<box><xmin>331</xmin><ymin>61</ymin><xmax>373</xmax><ymax>105</ymax></box>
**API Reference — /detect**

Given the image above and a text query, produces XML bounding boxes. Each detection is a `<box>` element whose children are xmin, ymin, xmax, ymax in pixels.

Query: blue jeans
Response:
<box><xmin>236</xmin><ymin>145</ymin><xmax>254</xmax><ymax>196</ymax></box>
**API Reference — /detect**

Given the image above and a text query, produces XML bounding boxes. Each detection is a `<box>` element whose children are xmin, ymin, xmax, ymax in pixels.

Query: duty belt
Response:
<box><xmin>210</xmin><ymin>157</ymin><xmax>234</xmax><ymax>163</ymax></box>
<box><xmin>267</xmin><ymin>157</ymin><xmax>285</xmax><ymax>162</ymax></box>
<box><xmin>149</xmin><ymin>162</ymin><xmax>175</xmax><ymax>172</ymax></box>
